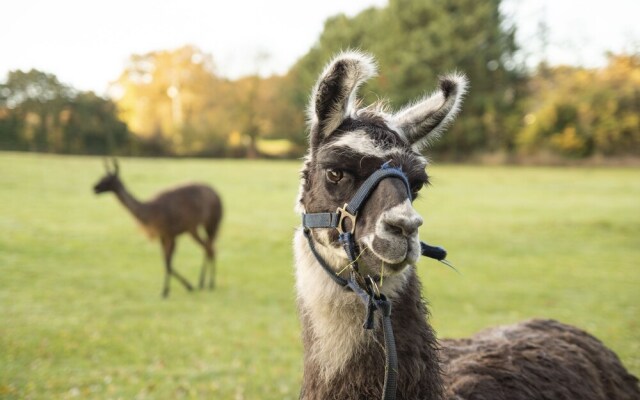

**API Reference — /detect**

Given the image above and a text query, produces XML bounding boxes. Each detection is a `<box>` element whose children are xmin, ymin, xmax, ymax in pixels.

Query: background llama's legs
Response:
<box><xmin>161</xmin><ymin>236</ymin><xmax>193</xmax><ymax>298</ymax></box>
<box><xmin>190</xmin><ymin>229</ymin><xmax>215</xmax><ymax>290</ymax></box>
<box><xmin>208</xmin><ymin>243</ymin><xmax>216</xmax><ymax>290</ymax></box>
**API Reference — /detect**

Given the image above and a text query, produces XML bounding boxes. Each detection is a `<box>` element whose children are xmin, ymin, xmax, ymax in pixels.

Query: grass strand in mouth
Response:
<box><xmin>337</xmin><ymin>246</ymin><xmax>368</xmax><ymax>275</ymax></box>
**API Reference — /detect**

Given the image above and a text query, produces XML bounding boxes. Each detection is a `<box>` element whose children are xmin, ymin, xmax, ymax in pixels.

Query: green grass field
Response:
<box><xmin>1</xmin><ymin>152</ymin><xmax>639</xmax><ymax>399</ymax></box>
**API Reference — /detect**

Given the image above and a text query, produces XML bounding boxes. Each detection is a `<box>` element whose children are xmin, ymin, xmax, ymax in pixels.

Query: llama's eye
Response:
<box><xmin>326</xmin><ymin>169</ymin><xmax>344</xmax><ymax>183</ymax></box>
<box><xmin>410</xmin><ymin>182</ymin><xmax>424</xmax><ymax>200</ymax></box>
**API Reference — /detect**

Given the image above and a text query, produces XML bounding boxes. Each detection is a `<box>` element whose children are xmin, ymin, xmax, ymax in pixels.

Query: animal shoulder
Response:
<box><xmin>152</xmin><ymin>183</ymin><xmax>216</xmax><ymax>201</ymax></box>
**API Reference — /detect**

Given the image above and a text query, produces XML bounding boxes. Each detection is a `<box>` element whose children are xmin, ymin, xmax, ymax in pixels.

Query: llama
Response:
<box><xmin>294</xmin><ymin>51</ymin><xmax>640</xmax><ymax>400</ymax></box>
<box><xmin>93</xmin><ymin>159</ymin><xmax>222</xmax><ymax>298</ymax></box>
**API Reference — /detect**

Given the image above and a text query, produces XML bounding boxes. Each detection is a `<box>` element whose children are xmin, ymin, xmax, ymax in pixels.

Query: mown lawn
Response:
<box><xmin>1</xmin><ymin>152</ymin><xmax>638</xmax><ymax>399</ymax></box>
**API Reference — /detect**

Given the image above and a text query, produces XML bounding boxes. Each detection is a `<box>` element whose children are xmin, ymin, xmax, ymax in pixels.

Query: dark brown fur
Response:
<box><xmin>441</xmin><ymin>319</ymin><xmax>640</xmax><ymax>400</ymax></box>
<box><xmin>93</xmin><ymin>159</ymin><xmax>222</xmax><ymax>297</ymax></box>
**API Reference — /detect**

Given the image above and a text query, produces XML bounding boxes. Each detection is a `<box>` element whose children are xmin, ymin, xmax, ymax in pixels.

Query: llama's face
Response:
<box><xmin>299</xmin><ymin>51</ymin><xmax>466</xmax><ymax>278</ymax></box>
<box><xmin>304</xmin><ymin>116</ymin><xmax>429</xmax><ymax>273</ymax></box>
<box><xmin>93</xmin><ymin>172</ymin><xmax>120</xmax><ymax>194</ymax></box>
<box><xmin>93</xmin><ymin>160</ymin><xmax>121</xmax><ymax>194</ymax></box>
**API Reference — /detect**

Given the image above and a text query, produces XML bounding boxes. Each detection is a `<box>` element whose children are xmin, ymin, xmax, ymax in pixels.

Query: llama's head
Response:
<box><xmin>298</xmin><ymin>51</ymin><xmax>467</xmax><ymax>278</ymax></box>
<box><xmin>93</xmin><ymin>158</ymin><xmax>122</xmax><ymax>194</ymax></box>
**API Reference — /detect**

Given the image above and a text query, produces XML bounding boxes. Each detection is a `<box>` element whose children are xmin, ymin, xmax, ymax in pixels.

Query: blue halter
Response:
<box><xmin>302</xmin><ymin>162</ymin><xmax>447</xmax><ymax>282</ymax></box>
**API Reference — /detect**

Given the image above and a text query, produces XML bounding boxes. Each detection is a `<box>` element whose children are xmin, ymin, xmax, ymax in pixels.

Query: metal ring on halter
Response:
<box><xmin>336</xmin><ymin>204</ymin><xmax>357</xmax><ymax>234</ymax></box>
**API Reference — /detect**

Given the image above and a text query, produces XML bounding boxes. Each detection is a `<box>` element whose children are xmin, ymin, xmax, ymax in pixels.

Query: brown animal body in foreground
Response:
<box><xmin>293</xmin><ymin>51</ymin><xmax>640</xmax><ymax>399</ymax></box>
<box><xmin>441</xmin><ymin>319</ymin><xmax>639</xmax><ymax>399</ymax></box>
<box><xmin>94</xmin><ymin>160</ymin><xmax>222</xmax><ymax>297</ymax></box>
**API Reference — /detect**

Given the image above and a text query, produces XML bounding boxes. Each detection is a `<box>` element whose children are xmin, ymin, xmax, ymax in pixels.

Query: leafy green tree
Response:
<box><xmin>0</xmin><ymin>69</ymin><xmax>132</xmax><ymax>154</ymax></box>
<box><xmin>0</xmin><ymin>69</ymin><xmax>71</xmax><ymax>151</ymax></box>
<box><xmin>63</xmin><ymin>92</ymin><xmax>130</xmax><ymax>155</ymax></box>
<box><xmin>285</xmin><ymin>0</ymin><xmax>525</xmax><ymax>158</ymax></box>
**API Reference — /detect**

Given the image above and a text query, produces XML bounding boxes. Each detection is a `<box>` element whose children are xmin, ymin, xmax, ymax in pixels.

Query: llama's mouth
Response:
<box><xmin>359</xmin><ymin>235</ymin><xmax>421</xmax><ymax>273</ymax></box>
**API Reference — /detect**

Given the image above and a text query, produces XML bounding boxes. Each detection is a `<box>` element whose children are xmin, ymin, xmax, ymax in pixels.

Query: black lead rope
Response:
<box><xmin>302</xmin><ymin>163</ymin><xmax>453</xmax><ymax>400</ymax></box>
<box><xmin>346</xmin><ymin>274</ymin><xmax>398</xmax><ymax>399</ymax></box>
<box><xmin>303</xmin><ymin>228</ymin><xmax>398</xmax><ymax>400</ymax></box>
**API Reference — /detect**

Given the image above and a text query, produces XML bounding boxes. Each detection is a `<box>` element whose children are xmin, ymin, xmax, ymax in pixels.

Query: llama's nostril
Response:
<box><xmin>388</xmin><ymin>225</ymin><xmax>404</xmax><ymax>236</ymax></box>
<box><xmin>384</xmin><ymin>215</ymin><xmax>423</xmax><ymax>237</ymax></box>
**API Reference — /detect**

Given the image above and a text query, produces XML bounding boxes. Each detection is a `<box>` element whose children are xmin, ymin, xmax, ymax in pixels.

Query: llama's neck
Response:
<box><xmin>113</xmin><ymin>183</ymin><xmax>150</xmax><ymax>225</ymax></box>
<box><xmin>294</xmin><ymin>229</ymin><xmax>444</xmax><ymax>400</ymax></box>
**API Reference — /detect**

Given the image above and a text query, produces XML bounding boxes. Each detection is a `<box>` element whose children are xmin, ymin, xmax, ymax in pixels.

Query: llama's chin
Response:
<box><xmin>360</xmin><ymin>235</ymin><xmax>421</xmax><ymax>274</ymax></box>
<box><xmin>358</xmin><ymin>247</ymin><xmax>417</xmax><ymax>276</ymax></box>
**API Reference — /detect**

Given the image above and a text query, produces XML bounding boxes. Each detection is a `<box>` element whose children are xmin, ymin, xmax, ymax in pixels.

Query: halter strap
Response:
<box><xmin>302</xmin><ymin>228</ymin><xmax>348</xmax><ymax>287</ymax></box>
<box><xmin>302</xmin><ymin>163</ymin><xmax>411</xmax><ymax>231</ymax></box>
<box><xmin>345</xmin><ymin>164</ymin><xmax>410</xmax><ymax>215</ymax></box>
<box><xmin>301</xmin><ymin>212</ymin><xmax>339</xmax><ymax>229</ymax></box>
<box><xmin>301</xmin><ymin>163</ymin><xmax>447</xmax><ymax>261</ymax></box>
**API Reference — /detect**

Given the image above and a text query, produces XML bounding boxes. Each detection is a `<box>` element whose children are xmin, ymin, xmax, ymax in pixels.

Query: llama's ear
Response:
<box><xmin>308</xmin><ymin>51</ymin><xmax>377</xmax><ymax>147</ymax></box>
<box><xmin>391</xmin><ymin>73</ymin><xmax>468</xmax><ymax>149</ymax></box>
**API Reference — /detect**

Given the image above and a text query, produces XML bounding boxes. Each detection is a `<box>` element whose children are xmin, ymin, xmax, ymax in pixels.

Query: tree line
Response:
<box><xmin>0</xmin><ymin>70</ymin><xmax>129</xmax><ymax>155</ymax></box>
<box><xmin>1</xmin><ymin>0</ymin><xmax>638</xmax><ymax>160</ymax></box>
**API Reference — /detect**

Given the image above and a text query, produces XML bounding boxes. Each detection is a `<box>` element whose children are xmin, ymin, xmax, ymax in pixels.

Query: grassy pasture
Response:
<box><xmin>1</xmin><ymin>152</ymin><xmax>638</xmax><ymax>399</ymax></box>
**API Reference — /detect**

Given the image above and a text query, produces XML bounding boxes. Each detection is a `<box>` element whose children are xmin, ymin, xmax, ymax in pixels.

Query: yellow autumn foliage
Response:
<box><xmin>517</xmin><ymin>54</ymin><xmax>640</xmax><ymax>157</ymax></box>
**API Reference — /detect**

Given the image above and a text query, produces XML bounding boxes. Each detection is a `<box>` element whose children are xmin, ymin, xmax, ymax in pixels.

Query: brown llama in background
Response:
<box><xmin>93</xmin><ymin>159</ymin><xmax>222</xmax><ymax>298</ymax></box>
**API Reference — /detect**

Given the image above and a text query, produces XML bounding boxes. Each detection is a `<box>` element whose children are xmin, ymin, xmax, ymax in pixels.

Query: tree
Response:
<box><xmin>0</xmin><ymin>69</ymin><xmax>132</xmax><ymax>154</ymax></box>
<box><xmin>517</xmin><ymin>53</ymin><xmax>640</xmax><ymax>157</ymax></box>
<box><xmin>0</xmin><ymin>69</ymin><xmax>72</xmax><ymax>151</ymax></box>
<box><xmin>286</xmin><ymin>0</ymin><xmax>525</xmax><ymax>159</ymax></box>
<box><xmin>113</xmin><ymin>45</ymin><xmax>232</xmax><ymax>155</ymax></box>
<box><xmin>63</xmin><ymin>92</ymin><xmax>130</xmax><ymax>154</ymax></box>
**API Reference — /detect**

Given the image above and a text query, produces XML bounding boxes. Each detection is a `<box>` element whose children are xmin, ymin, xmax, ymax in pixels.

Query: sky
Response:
<box><xmin>2</xmin><ymin>0</ymin><xmax>639</xmax><ymax>95</ymax></box>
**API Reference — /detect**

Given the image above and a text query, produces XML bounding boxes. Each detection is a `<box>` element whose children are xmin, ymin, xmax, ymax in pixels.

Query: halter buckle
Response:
<box><xmin>336</xmin><ymin>204</ymin><xmax>357</xmax><ymax>234</ymax></box>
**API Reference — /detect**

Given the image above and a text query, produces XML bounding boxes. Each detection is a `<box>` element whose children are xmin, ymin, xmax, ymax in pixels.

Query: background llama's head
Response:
<box><xmin>298</xmin><ymin>51</ymin><xmax>467</xmax><ymax>277</ymax></box>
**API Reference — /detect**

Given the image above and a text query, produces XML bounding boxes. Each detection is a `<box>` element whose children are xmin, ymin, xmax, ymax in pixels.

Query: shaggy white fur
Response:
<box><xmin>391</xmin><ymin>72</ymin><xmax>468</xmax><ymax>150</ymax></box>
<box><xmin>293</xmin><ymin>228</ymin><xmax>411</xmax><ymax>382</ymax></box>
